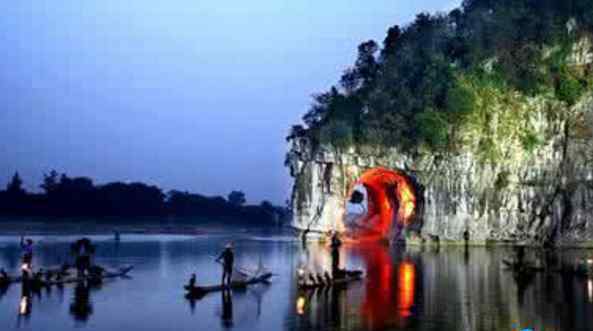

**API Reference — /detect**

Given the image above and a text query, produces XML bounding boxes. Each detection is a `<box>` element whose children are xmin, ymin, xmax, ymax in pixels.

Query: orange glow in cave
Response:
<box><xmin>346</xmin><ymin>167</ymin><xmax>417</xmax><ymax>241</ymax></box>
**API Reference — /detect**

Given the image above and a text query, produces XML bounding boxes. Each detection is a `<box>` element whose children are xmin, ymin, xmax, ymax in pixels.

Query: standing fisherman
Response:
<box><xmin>330</xmin><ymin>231</ymin><xmax>342</xmax><ymax>279</ymax></box>
<box><xmin>0</xmin><ymin>268</ymin><xmax>8</xmax><ymax>285</ymax></box>
<box><xmin>216</xmin><ymin>243</ymin><xmax>234</xmax><ymax>287</ymax></box>
<box><xmin>20</xmin><ymin>236</ymin><xmax>34</xmax><ymax>273</ymax></box>
<box><xmin>72</xmin><ymin>238</ymin><xmax>95</xmax><ymax>277</ymax></box>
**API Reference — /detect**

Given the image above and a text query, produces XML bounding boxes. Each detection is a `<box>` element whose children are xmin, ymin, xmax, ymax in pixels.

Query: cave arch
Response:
<box><xmin>344</xmin><ymin>167</ymin><xmax>420</xmax><ymax>241</ymax></box>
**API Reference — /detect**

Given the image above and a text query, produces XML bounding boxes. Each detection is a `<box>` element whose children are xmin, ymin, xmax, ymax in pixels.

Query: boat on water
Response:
<box><xmin>0</xmin><ymin>265</ymin><xmax>134</xmax><ymax>288</ymax></box>
<box><xmin>297</xmin><ymin>270</ymin><xmax>364</xmax><ymax>290</ymax></box>
<box><xmin>184</xmin><ymin>272</ymin><xmax>273</xmax><ymax>299</ymax></box>
<box><xmin>45</xmin><ymin>265</ymin><xmax>134</xmax><ymax>286</ymax></box>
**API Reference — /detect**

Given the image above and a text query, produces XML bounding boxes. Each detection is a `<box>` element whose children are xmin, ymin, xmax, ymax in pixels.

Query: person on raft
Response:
<box><xmin>20</xmin><ymin>236</ymin><xmax>34</xmax><ymax>273</ymax></box>
<box><xmin>188</xmin><ymin>273</ymin><xmax>197</xmax><ymax>288</ymax></box>
<box><xmin>330</xmin><ymin>231</ymin><xmax>343</xmax><ymax>278</ymax></box>
<box><xmin>216</xmin><ymin>243</ymin><xmax>234</xmax><ymax>287</ymax></box>
<box><xmin>72</xmin><ymin>238</ymin><xmax>95</xmax><ymax>277</ymax></box>
<box><xmin>0</xmin><ymin>268</ymin><xmax>8</xmax><ymax>284</ymax></box>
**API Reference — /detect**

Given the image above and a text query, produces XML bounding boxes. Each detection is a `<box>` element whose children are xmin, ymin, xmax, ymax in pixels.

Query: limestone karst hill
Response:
<box><xmin>287</xmin><ymin>0</ymin><xmax>593</xmax><ymax>246</ymax></box>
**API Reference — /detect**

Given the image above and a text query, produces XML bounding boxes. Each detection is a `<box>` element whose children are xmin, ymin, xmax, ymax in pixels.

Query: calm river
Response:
<box><xmin>0</xmin><ymin>231</ymin><xmax>591</xmax><ymax>331</ymax></box>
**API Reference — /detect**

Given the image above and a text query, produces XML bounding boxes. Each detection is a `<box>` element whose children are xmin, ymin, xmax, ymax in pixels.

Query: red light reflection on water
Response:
<box><xmin>398</xmin><ymin>261</ymin><xmax>415</xmax><ymax>318</ymax></box>
<box><xmin>359</xmin><ymin>245</ymin><xmax>416</xmax><ymax>330</ymax></box>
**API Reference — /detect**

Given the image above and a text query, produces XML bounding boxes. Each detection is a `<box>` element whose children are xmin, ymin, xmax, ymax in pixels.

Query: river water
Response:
<box><xmin>0</xmin><ymin>231</ymin><xmax>592</xmax><ymax>331</ymax></box>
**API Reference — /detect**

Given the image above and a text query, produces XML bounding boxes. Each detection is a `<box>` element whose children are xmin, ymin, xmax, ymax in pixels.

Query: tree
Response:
<box><xmin>227</xmin><ymin>191</ymin><xmax>246</xmax><ymax>207</ymax></box>
<box><xmin>6</xmin><ymin>172</ymin><xmax>25</xmax><ymax>195</ymax></box>
<box><xmin>260</xmin><ymin>200</ymin><xmax>274</xmax><ymax>211</ymax></box>
<box><xmin>303</xmin><ymin>87</ymin><xmax>341</xmax><ymax>128</ymax></box>
<box><xmin>286</xmin><ymin>125</ymin><xmax>306</xmax><ymax>142</ymax></box>
<box><xmin>381</xmin><ymin>25</ymin><xmax>402</xmax><ymax>58</ymax></box>
<box><xmin>40</xmin><ymin>170</ymin><xmax>59</xmax><ymax>194</ymax></box>
<box><xmin>339</xmin><ymin>40</ymin><xmax>379</xmax><ymax>94</ymax></box>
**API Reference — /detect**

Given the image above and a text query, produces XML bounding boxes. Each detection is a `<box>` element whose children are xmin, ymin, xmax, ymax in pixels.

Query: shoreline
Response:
<box><xmin>0</xmin><ymin>220</ymin><xmax>285</xmax><ymax>237</ymax></box>
<box><xmin>293</xmin><ymin>228</ymin><xmax>593</xmax><ymax>250</ymax></box>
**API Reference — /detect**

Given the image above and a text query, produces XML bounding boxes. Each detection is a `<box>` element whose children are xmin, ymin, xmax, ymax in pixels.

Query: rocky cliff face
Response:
<box><xmin>287</xmin><ymin>91</ymin><xmax>593</xmax><ymax>247</ymax></box>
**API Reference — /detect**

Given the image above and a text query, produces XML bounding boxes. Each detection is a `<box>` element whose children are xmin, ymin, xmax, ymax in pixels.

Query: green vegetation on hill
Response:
<box><xmin>290</xmin><ymin>0</ymin><xmax>593</xmax><ymax>159</ymax></box>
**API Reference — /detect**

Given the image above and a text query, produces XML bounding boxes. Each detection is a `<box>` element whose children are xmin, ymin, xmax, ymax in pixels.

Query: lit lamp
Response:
<box><xmin>296</xmin><ymin>296</ymin><xmax>306</xmax><ymax>315</ymax></box>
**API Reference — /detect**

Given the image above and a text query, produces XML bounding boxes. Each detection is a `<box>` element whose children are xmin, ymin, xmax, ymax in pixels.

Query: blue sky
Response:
<box><xmin>0</xmin><ymin>1</ymin><xmax>459</xmax><ymax>204</ymax></box>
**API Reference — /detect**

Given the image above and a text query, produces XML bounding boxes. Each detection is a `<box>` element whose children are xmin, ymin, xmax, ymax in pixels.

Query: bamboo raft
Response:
<box><xmin>184</xmin><ymin>273</ymin><xmax>273</xmax><ymax>299</ymax></box>
<box><xmin>0</xmin><ymin>266</ymin><xmax>134</xmax><ymax>288</ymax></box>
<box><xmin>46</xmin><ymin>266</ymin><xmax>134</xmax><ymax>286</ymax></box>
<box><xmin>2</xmin><ymin>266</ymin><xmax>69</xmax><ymax>285</ymax></box>
<box><xmin>298</xmin><ymin>271</ymin><xmax>364</xmax><ymax>290</ymax></box>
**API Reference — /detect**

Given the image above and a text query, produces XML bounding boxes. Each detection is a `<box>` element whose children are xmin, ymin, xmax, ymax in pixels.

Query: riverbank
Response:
<box><xmin>295</xmin><ymin>227</ymin><xmax>593</xmax><ymax>249</ymax></box>
<box><xmin>0</xmin><ymin>217</ymin><xmax>286</xmax><ymax>237</ymax></box>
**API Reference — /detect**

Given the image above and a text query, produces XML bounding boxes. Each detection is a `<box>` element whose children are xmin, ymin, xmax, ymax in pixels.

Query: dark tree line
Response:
<box><xmin>0</xmin><ymin>171</ymin><xmax>288</xmax><ymax>226</ymax></box>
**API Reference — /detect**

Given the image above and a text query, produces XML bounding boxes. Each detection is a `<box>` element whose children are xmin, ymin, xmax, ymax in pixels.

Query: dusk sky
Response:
<box><xmin>1</xmin><ymin>1</ymin><xmax>459</xmax><ymax>204</ymax></box>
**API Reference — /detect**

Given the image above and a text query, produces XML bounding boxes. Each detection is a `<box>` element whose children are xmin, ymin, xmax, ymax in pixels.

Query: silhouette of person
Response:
<box><xmin>0</xmin><ymin>268</ymin><xmax>8</xmax><ymax>288</ymax></box>
<box><xmin>0</xmin><ymin>280</ymin><xmax>8</xmax><ymax>299</ymax></box>
<box><xmin>188</xmin><ymin>274</ymin><xmax>197</xmax><ymax>288</ymax></box>
<box><xmin>463</xmin><ymin>229</ymin><xmax>470</xmax><ymax>243</ymax></box>
<box><xmin>72</xmin><ymin>238</ymin><xmax>95</xmax><ymax>278</ymax></box>
<box><xmin>20</xmin><ymin>236</ymin><xmax>34</xmax><ymax>271</ymax></box>
<box><xmin>330</xmin><ymin>231</ymin><xmax>342</xmax><ymax>278</ymax></box>
<box><xmin>217</xmin><ymin>243</ymin><xmax>234</xmax><ymax>287</ymax></box>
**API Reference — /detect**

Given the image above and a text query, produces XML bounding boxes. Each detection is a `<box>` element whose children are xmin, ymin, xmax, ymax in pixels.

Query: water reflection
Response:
<box><xmin>290</xmin><ymin>243</ymin><xmax>593</xmax><ymax>331</ymax></box>
<box><xmin>19</xmin><ymin>294</ymin><xmax>31</xmax><ymax>316</ymax></box>
<box><xmin>70</xmin><ymin>280</ymin><xmax>95</xmax><ymax>323</ymax></box>
<box><xmin>1</xmin><ymin>234</ymin><xmax>593</xmax><ymax>331</ymax></box>
<box><xmin>292</xmin><ymin>242</ymin><xmax>420</xmax><ymax>331</ymax></box>
<box><xmin>221</xmin><ymin>289</ymin><xmax>233</xmax><ymax>329</ymax></box>
<box><xmin>17</xmin><ymin>284</ymin><xmax>33</xmax><ymax>328</ymax></box>
<box><xmin>293</xmin><ymin>281</ymin><xmax>351</xmax><ymax>330</ymax></box>
<box><xmin>357</xmin><ymin>244</ymin><xmax>418</xmax><ymax>330</ymax></box>
<box><xmin>397</xmin><ymin>261</ymin><xmax>415</xmax><ymax>318</ymax></box>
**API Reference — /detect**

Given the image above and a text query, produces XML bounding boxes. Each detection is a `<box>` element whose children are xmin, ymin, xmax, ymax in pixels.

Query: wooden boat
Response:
<box><xmin>44</xmin><ymin>265</ymin><xmax>134</xmax><ymax>286</ymax></box>
<box><xmin>298</xmin><ymin>271</ymin><xmax>363</xmax><ymax>291</ymax></box>
<box><xmin>185</xmin><ymin>273</ymin><xmax>273</xmax><ymax>299</ymax></box>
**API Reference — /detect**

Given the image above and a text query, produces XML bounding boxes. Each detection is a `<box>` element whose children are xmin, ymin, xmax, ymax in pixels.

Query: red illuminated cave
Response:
<box><xmin>344</xmin><ymin>167</ymin><xmax>418</xmax><ymax>242</ymax></box>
